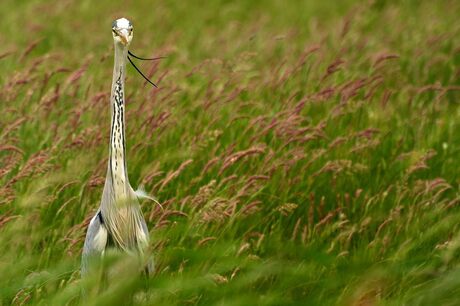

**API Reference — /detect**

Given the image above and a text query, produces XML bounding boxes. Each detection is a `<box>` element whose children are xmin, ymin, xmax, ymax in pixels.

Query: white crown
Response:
<box><xmin>114</xmin><ymin>18</ymin><xmax>131</xmax><ymax>29</ymax></box>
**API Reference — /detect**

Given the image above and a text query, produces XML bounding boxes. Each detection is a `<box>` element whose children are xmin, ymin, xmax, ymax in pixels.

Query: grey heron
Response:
<box><xmin>81</xmin><ymin>17</ymin><xmax>161</xmax><ymax>277</ymax></box>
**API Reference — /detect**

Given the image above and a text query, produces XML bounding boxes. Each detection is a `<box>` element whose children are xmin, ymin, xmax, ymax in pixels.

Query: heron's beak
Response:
<box><xmin>115</xmin><ymin>29</ymin><xmax>129</xmax><ymax>45</ymax></box>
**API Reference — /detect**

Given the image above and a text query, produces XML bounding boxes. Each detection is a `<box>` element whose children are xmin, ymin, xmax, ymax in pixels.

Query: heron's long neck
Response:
<box><xmin>102</xmin><ymin>41</ymin><xmax>148</xmax><ymax>252</ymax></box>
<box><xmin>108</xmin><ymin>45</ymin><xmax>129</xmax><ymax>196</ymax></box>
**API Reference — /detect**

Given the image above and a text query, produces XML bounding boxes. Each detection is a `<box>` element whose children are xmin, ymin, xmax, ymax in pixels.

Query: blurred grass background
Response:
<box><xmin>1</xmin><ymin>0</ymin><xmax>460</xmax><ymax>305</ymax></box>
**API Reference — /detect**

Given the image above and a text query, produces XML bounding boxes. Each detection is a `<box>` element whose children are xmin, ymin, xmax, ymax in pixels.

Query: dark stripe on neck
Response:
<box><xmin>109</xmin><ymin>68</ymin><xmax>127</xmax><ymax>187</ymax></box>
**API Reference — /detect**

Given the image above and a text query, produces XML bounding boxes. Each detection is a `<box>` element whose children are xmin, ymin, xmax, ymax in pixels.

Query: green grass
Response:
<box><xmin>1</xmin><ymin>0</ymin><xmax>460</xmax><ymax>304</ymax></box>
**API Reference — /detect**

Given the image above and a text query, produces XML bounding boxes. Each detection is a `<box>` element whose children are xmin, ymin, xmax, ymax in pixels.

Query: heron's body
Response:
<box><xmin>81</xmin><ymin>18</ymin><xmax>151</xmax><ymax>276</ymax></box>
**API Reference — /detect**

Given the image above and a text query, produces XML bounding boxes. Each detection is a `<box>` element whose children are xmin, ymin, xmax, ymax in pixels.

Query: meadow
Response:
<box><xmin>1</xmin><ymin>0</ymin><xmax>460</xmax><ymax>304</ymax></box>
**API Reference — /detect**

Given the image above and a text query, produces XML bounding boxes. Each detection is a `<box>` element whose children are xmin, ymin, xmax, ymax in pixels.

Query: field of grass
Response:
<box><xmin>1</xmin><ymin>0</ymin><xmax>460</xmax><ymax>304</ymax></box>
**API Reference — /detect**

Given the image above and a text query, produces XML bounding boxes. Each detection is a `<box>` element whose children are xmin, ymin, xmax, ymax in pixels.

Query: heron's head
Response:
<box><xmin>112</xmin><ymin>18</ymin><xmax>133</xmax><ymax>46</ymax></box>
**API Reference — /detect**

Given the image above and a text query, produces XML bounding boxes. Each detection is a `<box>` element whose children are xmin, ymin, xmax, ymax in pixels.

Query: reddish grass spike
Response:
<box><xmin>445</xmin><ymin>198</ymin><xmax>460</xmax><ymax>210</ymax></box>
<box><xmin>329</xmin><ymin>136</ymin><xmax>348</xmax><ymax>149</ymax></box>
<box><xmin>6</xmin><ymin>151</ymin><xmax>50</xmax><ymax>186</ymax></box>
<box><xmin>344</xmin><ymin>193</ymin><xmax>350</xmax><ymax>208</ymax></box>
<box><xmin>320</xmin><ymin>59</ymin><xmax>345</xmax><ymax>83</ymax></box>
<box><xmin>373</xmin><ymin>53</ymin><xmax>400</xmax><ymax>67</ymax></box>
<box><xmin>65</xmin><ymin>65</ymin><xmax>88</xmax><ymax>86</ymax></box>
<box><xmin>1</xmin><ymin>118</ymin><xmax>28</xmax><ymax>139</ymax></box>
<box><xmin>308</xmin><ymin>199</ymin><xmax>314</xmax><ymax>226</ymax></box>
<box><xmin>217</xmin><ymin>175</ymin><xmax>238</xmax><ymax>190</ymax></box>
<box><xmin>380</xmin><ymin>90</ymin><xmax>392</xmax><ymax>108</ymax></box>
<box><xmin>247</xmin><ymin>175</ymin><xmax>270</xmax><ymax>185</ymax></box>
<box><xmin>314</xmin><ymin>212</ymin><xmax>335</xmax><ymax>232</ymax></box>
<box><xmin>355</xmin><ymin>128</ymin><xmax>381</xmax><ymax>140</ymax></box>
<box><xmin>340</xmin><ymin>78</ymin><xmax>368</xmax><ymax>102</ymax></box>
<box><xmin>0</xmin><ymin>215</ymin><xmax>20</xmax><ymax>228</ymax></box>
<box><xmin>406</xmin><ymin>150</ymin><xmax>437</xmax><ymax>176</ymax></box>
<box><xmin>291</xmin><ymin>218</ymin><xmax>302</xmax><ymax>241</ymax></box>
<box><xmin>219</xmin><ymin>145</ymin><xmax>266</xmax><ymax>175</ymax></box>
<box><xmin>56</xmin><ymin>180</ymin><xmax>79</xmax><ymax>195</ymax></box>
<box><xmin>375</xmin><ymin>219</ymin><xmax>392</xmax><ymax>237</ymax></box>
<box><xmin>201</xmin><ymin>157</ymin><xmax>219</xmax><ymax>176</ymax></box>
<box><xmin>315</xmin><ymin>87</ymin><xmax>336</xmax><ymax>102</ymax></box>
<box><xmin>197</xmin><ymin>237</ymin><xmax>216</xmax><ymax>246</ymax></box>
<box><xmin>340</xmin><ymin>17</ymin><xmax>352</xmax><ymax>38</ymax></box>
<box><xmin>158</xmin><ymin>210</ymin><xmax>188</xmax><ymax>223</ymax></box>
<box><xmin>19</xmin><ymin>38</ymin><xmax>43</xmax><ymax>61</ymax></box>
<box><xmin>158</xmin><ymin>159</ymin><xmax>194</xmax><ymax>191</ymax></box>
<box><xmin>240</xmin><ymin>200</ymin><xmax>262</xmax><ymax>216</ymax></box>
<box><xmin>318</xmin><ymin>196</ymin><xmax>325</xmax><ymax>218</ymax></box>
<box><xmin>0</xmin><ymin>145</ymin><xmax>24</xmax><ymax>156</ymax></box>
<box><xmin>0</xmin><ymin>50</ymin><xmax>15</xmax><ymax>61</ymax></box>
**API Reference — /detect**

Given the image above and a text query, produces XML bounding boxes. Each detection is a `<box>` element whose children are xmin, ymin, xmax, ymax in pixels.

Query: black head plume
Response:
<box><xmin>128</xmin><ymin>50</ymin><xmax>166</xmax><ymax>61</ymax></box>
<box><xmin>127</xmin><ymin>51</ymin><xmax>165</xmax><ymax>88</ymax></box>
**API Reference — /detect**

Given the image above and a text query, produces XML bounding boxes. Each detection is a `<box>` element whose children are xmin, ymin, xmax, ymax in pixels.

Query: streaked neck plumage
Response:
<box><xmin>108</xmin><ymin>43</ymin><xmax>130</xmax><ymax>197</ymax></box>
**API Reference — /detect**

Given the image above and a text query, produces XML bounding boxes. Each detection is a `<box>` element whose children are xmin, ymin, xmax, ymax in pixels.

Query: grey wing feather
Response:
<box><xmin>133</xmin><ymin>186</ymin><xmax>154</xmax><ymax>275</ymax></box>
<box><xmin>81</xmin><ymin>211</ymin><xmax>108</xmax><ymax>276</ymax></box>
<box><xmin>140</xmin><ymin>215</ymin><xmax>149</xmax><ymax>239</ymax></box>
<box><xmin>140</xmin><ymin>215</ymin><xmax>154</xmax><ymax>275</ymax></box>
